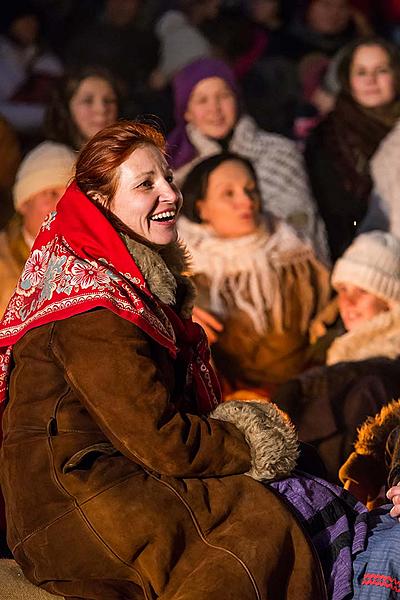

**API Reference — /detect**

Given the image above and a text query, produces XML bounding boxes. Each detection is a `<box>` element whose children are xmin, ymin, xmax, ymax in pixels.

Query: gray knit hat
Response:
<box><xmin>331</xmin><ymin>231</ymin><xmax>400</xmax><ymax>304</ymax></box>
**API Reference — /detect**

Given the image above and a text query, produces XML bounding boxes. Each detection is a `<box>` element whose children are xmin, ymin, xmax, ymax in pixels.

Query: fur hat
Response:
<box><xmin>331</xmin><ymin>231</ymin><xmax>400</xmax><ymax>305</ymax></box>
<box><xmin>13</xmin><ymin>142</ymin><xmax>76</xmax><ymax>211</ymax></box>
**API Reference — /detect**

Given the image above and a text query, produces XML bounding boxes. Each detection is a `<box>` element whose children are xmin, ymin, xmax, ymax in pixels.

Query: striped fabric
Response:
<box><xmin>270</xmin><ymin>471</ymin><xmax>369</xmax><ymax>600</ymax></box>
<box><xmin>352</xmin><ymin>507</ymin><xmax>400</xmax><ymax>599</ymax></box>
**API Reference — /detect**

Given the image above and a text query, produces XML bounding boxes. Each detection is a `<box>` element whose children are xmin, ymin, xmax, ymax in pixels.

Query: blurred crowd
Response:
<box><xmin>3</xmin><ymin>0</ymin><xmax>400</xmax><ymax>595</ymax></box>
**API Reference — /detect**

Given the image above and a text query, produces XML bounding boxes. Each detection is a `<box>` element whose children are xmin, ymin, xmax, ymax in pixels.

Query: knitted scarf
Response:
<box><xmin>322</xmin><ymin>94</ymin><xmax>400</xmax><ymax>205</ymax></box>
<box><xmin>178</xmin><ymin>215</ymin><xmax>330</xmax><ymax>335</ymax></box>
<box><xmin>0</xmin><ymin>182</ymin><xmax>221</xmax><ymax>418</ymax></box>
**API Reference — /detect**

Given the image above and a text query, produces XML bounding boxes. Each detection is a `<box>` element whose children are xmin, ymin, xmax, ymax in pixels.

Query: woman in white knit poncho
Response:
<box><xmin>178</xmin><ymin>152</ymin><xmax>331</xmax><ymax>399</ymax></box>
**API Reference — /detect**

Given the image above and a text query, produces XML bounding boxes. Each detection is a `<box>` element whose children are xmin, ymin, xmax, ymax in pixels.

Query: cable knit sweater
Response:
<box><xmin>175</xmin><ymin>114</ymin><xmax>329</xmax><ymax>262</ymax></box>
<box><xmin>371</xmin><ymin>118</ymin><xmax>400</xmax><ymax>238</ymax></box>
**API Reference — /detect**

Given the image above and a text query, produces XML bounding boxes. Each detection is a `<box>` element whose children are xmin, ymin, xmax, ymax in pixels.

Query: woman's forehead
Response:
<box><xmin>191</xmin><ymin>76</ymin><xmax>234</xmax><ymax>98</ymax></box>
<box><xmin>119</xmin><ymin>145</ymin><xmax>168</xmax><ymax>178</ymax></box>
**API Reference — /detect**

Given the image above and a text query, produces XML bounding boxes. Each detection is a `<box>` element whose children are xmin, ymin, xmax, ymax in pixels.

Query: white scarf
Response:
<box><xmin>178</xmin><ymin>216</ymin><xmax>330</xmax><ymax>335</ymax></box>
<box><xmin>327</xmin><ymin>305</ymin><xmax>400</xmax><ymax>365</ymax></box>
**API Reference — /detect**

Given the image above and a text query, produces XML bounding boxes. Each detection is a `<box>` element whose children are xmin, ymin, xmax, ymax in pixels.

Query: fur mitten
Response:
<box><xmin>210</xmin><ymin>401</ymin><xmax>299</xmax><ymax>481</ymax></box>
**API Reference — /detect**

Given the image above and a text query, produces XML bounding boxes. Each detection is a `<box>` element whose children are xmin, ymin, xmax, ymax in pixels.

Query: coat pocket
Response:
<box><xmin>62</xmin><ymin>442</ymin><xmax>120</xmax><ymax>474</ymax></box>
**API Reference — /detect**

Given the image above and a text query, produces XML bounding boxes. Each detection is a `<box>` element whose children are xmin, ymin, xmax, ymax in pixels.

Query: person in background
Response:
<box><xmin>168</xmin><ymin>56</ymin><xmax>329</xmax><ymax>261</ymax></box>
<box><xmin>273</xmin><ymin>230</ymin><xmax>400</xmax><ymax>481</ymax></box>
<box><xmin>0</xmin><ymin>3</ymin><xmax>63</xmax><ymax>141</ymax></box>
<box><xmin>369</xmin><ymin>118</ymin><xmax>400</xmax><ymax>238</ymax></box>
<box><xmin>63</xmin><ymin>0</ymin><xmax>158</xmax><ymax>114</ymax></box>
<box><xmin>44</xmin><ymin>66</ymin><xmax>120</xmax><ymax>153</ymax></box>
<box><xmin>149</xmin><ymin>0</ymin><xmax>220</xmax><ymax>91</ymax></box>
<box><xmin>340</xmin><ymin>401</ymin><xmax>400</xmax><ymax>598</ymax></box>
<box><xmin>179</xmin><ymin>153</ymin><xmax>330</xmax><ymax>399</ymax></box>
<box><xmin>327</xmin><ymin>231</ymin><xmax>400</xmax><ymax>365</ymax></box>
<box><xmin>0</xmin><ymin>141</ymin><xmax>75</xmax><ymax>317</ymax></box>
<box><xmin>305</xmin><ymin>37</ymin><xmax>400</xmax><ymax>261</ymax></box>
<box><xmin>0</xmin><ymin>120</ymin><xmax>326</xmax><ymax>600</ymax></box>
<box><xmin>285</xmin><ymin>0</ymin><xmax>373</xmax><ymax>62</ymax></box>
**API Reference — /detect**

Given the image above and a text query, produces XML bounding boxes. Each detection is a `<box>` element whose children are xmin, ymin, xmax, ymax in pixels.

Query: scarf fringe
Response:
<box><xmin>179</xmin><ymin>217</ymin><xmax>330</xmax><ymax>335</ymax></box>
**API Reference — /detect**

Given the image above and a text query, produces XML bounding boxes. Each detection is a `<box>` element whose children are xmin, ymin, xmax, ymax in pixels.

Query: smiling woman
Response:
<box><xmin>45</xmin><ymin>66</ymin><xmax>120</xmax><ymax>152</ymax></box>
<box><xmin>305</xmin><ymin>37</ymin><xmax>400</xmax><ymax>261</ymax></box>
<box><xmin>0</xmin><ymin>120</ymin><xmax>327</xmax><ymax>599</ymax></box>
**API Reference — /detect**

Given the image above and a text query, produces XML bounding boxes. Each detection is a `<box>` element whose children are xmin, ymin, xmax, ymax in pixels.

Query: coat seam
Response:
<box><xmin>147</xmin><ymin>471</ymin><xmax>262</xmax><ymax>600</ymax></box>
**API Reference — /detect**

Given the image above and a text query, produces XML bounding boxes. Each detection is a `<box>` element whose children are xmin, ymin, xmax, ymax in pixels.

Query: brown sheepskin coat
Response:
<box><xmin>0</xmin><ymin>239</ymin><xmax>327</xmax><ymax>600</ymax></box>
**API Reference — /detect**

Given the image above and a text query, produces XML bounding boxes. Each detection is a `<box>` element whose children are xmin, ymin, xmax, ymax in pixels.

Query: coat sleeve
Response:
<box><xmin>50</xmin><ymin>309</ymin><xmax>252</xmax><ymax>478</ymax></box>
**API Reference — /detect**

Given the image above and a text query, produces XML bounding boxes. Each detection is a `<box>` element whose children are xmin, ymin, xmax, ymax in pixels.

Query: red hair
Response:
<box><xmin>75</xmin><ymin>120</ymin><xmax>165</xmax><ymax>208</ymax></box>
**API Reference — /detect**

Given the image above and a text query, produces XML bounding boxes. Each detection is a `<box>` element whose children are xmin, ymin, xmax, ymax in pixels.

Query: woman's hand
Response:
<box><xmin>192</xmin><ymin>306</ymin><xmax>223</xmax><ymax>345</ymax></box>
<box><xmin>387</xmin><ymin>486</ymin><xmax>400</xmax><ymax>519</ymax></box>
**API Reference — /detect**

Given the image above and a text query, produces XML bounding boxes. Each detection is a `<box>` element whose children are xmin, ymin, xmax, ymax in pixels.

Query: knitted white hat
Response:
<box><xmin>331</xmin><ymin>231</ymin><xmax>400</xmax><ymax>304</ymax></box>
<box><xmin>13</xmin><ymin>141</ymin><xmax>76</xmax><ymax>211</ymax></box>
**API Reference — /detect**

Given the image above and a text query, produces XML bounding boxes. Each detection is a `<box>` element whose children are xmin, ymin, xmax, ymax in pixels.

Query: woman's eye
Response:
<box><xmin>140</xmin><ymin>180</ymin><xmax>153</xmax><ymax>189</ymax></box>
<box><xmin>166</xmin><ymin>174</ymin><xmax>174</xmax><ymax>184</ymax></box>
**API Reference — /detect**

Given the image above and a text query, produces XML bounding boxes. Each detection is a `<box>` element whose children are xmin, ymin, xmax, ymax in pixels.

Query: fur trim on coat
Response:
<box><xmin>339</xmin><ymin>399</ymin><xmax>400</xmax><ymax>495</ymax></box>
<box><xmin>121</xmin><ymin>235</ymin><xmax>196</xmax><ymax>319</ymax></box>
<box><xmin>354</xmin><ymin>399</ymin><xmax>400</xmax><ymax>458</ymax></box>
<box><xmin>211</xmin><ymin>400</ymin><xmax>299</xmax><ymax>480</ymax></box>
<box><xmin>327</xmin><ymin>306</ymin><xmax>400</xmax><ymax>365</ymax></box>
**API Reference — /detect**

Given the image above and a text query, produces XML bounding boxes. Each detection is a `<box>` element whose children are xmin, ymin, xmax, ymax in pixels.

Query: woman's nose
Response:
<box><xmin>160</xmin><ymin>180</ymin><xmax>178</xmax><ymax>202</ymax></box>
<box><xmin>237</xmin><ymin>190</ymin><xmax>253</xmax><ymax>208</ymax></box>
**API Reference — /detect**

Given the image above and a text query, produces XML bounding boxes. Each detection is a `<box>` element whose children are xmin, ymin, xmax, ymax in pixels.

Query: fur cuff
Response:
<box><xmin>211</xmin><ymin>401</ymin><xmax>299</xmax><ymax>481</ymax></box>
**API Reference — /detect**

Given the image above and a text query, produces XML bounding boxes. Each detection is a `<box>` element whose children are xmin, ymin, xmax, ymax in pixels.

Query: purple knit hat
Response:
<box><xmin>167</xmin><ymin>57</ymin><xmax>240</xmax><ymax>170</ymax></box>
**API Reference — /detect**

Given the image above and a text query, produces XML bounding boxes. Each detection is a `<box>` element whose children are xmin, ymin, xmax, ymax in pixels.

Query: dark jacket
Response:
<box><xmin>304</xmin><ymin>121</ymin><xmax>368</xmax><ymax>261</ymax></box>
<box><xmin>273</xmin><ymin>357</ymin><xmax>400</xmax><ymax>482</ymax></box>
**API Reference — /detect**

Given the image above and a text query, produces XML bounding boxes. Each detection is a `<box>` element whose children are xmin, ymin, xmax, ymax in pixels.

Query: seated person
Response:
<box><xmin>1</xmin><ymin>121</ymin><xmax>400</xmax><ymax>600</ymax></box>
<box><xmin>0</xmin><ymin>141</ymin><xmax>75</xmax><ymax>317</ymax></box>
<box><xmin>178</xmin><ymin>152</ymin><xmax>330</xmax><ymax>399</ymax></box>
<box><xmin>340</xmin><ymin>401</ymin><xmax>400</xmax><ymax>598</ymax></box>
<box><xmin>274</xmin><ymin>231</ymin><xmax>400</xmax><ymax>481</ymax></box>
<box><xmin>328</xmin><ymin>230</ymin><xmax>400</xmax><ymax>364</ymax></box>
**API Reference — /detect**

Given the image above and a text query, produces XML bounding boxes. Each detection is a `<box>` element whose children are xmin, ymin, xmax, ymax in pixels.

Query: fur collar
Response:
<box><xmin>121</xmin><ymin>235</ymin><xmax>196</xmax><ymax>319</ymax></box>
<box><xmin>327</xmin><ymin>306</ymin><xmax>400</xmax><ymax>365</ymax></box>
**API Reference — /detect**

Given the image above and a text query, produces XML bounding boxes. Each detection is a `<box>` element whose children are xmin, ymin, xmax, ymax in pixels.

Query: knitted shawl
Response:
<box><xmin>178</xmin><ymin>215</ymin><xmax>330</xmax><ymax>336</ymax></box>
<box><xmin>175</xmin><ymin>115</ymin><xmax>329</xmax><ymax>262</ymax></box>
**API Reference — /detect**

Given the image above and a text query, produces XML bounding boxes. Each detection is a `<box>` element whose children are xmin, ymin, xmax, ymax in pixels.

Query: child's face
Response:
<box><xmin>196</xmin><ymin>160</ymin><xmax>261</xmax><ymax>238</ymax></box>
<box><xmin>336</xmin><ymin>282</ymin><xmax>390</xmax><ymax>331</ymax></box>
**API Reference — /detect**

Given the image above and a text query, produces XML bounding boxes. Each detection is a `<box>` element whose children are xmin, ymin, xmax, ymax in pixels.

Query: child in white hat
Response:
<box><xmin>0</xmin><ymin>141</ymin><xmax>75</xmax><ymax>317</ymax></box>
<box><xmin>328</xmin><ymin>230</ymin><xmax>400</xmax><ymax>364</ymax></box>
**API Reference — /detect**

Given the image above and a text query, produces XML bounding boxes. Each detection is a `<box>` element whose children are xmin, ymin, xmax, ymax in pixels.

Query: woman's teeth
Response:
<box><xmin>150</xmin><ymin>210</ymin><xmax>176</xmax><ymax>222</ymax></box>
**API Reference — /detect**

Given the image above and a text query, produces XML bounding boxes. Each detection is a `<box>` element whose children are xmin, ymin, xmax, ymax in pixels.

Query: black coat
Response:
<box><xmin>272</xmin><ymin>357</ymin><xmax>400</xmax><ymax>482</ymax></box>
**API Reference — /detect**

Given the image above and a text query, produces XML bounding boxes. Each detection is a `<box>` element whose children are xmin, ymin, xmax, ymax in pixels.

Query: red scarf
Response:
<box><xmin>0</xmin><ymin>182</ymin><xmax>221</xmax><ymax>416</ymax></box>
